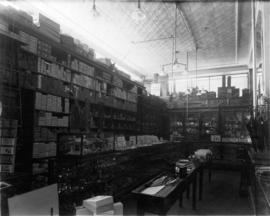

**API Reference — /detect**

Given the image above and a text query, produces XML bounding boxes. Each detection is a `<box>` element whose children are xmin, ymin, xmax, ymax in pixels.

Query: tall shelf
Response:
<box><xmin>0</xmin><ymin>5</ymin><xmax>169</xmax><ymax>203</ymax></box>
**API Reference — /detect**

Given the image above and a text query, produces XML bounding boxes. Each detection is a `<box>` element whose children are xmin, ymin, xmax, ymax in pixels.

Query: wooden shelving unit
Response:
<box><xmin>0</xmin><ymin>6</ymin><xmax>170</xmax><ymax>212</ymax></box>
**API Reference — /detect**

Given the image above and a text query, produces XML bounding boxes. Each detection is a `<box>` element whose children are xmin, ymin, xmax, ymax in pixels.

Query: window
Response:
<box><xmin>210</xmin><ymin>76</ymin><xmax>222</xmax><ymax>93</ymax></box>
<box><xmin>231</xmin><ymin>74</ymin><xmax>248</xmax><ymax>96</ymax></box>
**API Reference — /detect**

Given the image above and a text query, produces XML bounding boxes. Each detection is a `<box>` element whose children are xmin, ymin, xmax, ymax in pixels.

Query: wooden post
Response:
<box><xmin>251</xmin><ymin>0</ymin><xmax>257</xmax><ymax>117</ymax></box>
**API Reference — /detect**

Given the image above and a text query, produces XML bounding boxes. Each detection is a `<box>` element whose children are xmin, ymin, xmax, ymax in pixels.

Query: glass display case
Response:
<box><xmin>58</xmin><ymin>133</ymin><xmax>113</xmax><ymax>157</ymax></box>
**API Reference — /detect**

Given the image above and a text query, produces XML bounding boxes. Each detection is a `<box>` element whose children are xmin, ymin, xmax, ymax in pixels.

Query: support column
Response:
<box><xmin>262</xmin><ymin>1</ymin><xmax>270</xmax><ymax>98</ymax></box>
<box><xmin>251</xmin><ymin>0</ymin><xmax>257</xmax><ymax>117</ymax></box>
<box><xmin>262</xmin><ymin>1</ymin><xmax>270</xmax><ymax>146</ymax></box>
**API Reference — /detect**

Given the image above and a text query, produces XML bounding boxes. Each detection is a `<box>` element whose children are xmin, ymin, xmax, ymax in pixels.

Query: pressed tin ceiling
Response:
<box><xmin>16</xmin><ymin>0</ymin><xmax>252</xmax><ymax>79</ymax></box>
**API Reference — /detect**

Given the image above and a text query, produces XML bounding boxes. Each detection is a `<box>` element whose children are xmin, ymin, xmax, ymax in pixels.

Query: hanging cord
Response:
<box><xmin>172</xmin><ymin>3</ymin><xmax>177</xmax><ymax>93</ymax></box>
<box><xmin>195</xmin><ymin>47</ymin><xmax>198</xmax><ymax>87</ymax></box>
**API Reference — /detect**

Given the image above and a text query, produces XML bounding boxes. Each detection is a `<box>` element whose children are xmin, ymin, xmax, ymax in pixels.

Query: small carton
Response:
<box><xmin>83</xmin><ymin>196</ymin><xmax>113</xmax><ymax>214</ymax></box>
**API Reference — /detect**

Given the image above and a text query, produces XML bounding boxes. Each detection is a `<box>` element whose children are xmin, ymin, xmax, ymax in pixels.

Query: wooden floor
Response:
<box><xmin>123</xmin><ymin>170</ymin><xmax>253</xmax><ymax>215</ymax></box>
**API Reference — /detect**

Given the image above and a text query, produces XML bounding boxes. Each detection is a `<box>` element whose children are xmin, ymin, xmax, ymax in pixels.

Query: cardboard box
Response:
<box><xmin>83</xmin><ymin>196</ymin><xmax>113</xmax><ymax>212</ymax></box>
<box><xmin>113</xmin><ymin>202</ymin><xmax>123</xmax><ymax>215</ymax></box>
<box><xmin>0</xmin><ymin>146</ymin><xmax>15</xmax><ymax>155</ymax></box>
<box><xmin>0</xmin><ymin>164</ymin><xmax>14</xmax><ymax>173</ymax></box>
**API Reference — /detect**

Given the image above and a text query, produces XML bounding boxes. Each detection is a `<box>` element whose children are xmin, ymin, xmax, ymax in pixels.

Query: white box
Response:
<box><xmin>75</xmin><ymin>206</ymin><xmax>92</xmax><ymax>216</ymax></box>
<box><xmin>83</xmin><ymin>196</ymin><xmax>113</xmax><ymax>214</ymax></box>
<box><xmin>113</xmin><ymin>202</ymin><xmax>123</xmax><ymax>216</ymax></box>
<box><xmin>0</xmin><ymin>146</ymin><xmax>15</xmax><ymax>155</ymax></box>
<box><xmin>211</xmin><ymin>135</ymin><xmax>221</xmax><ymax>142</ymax></box>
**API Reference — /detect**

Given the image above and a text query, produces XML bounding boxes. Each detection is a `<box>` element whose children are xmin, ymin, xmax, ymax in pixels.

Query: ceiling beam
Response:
<box><xmin>177</xmin><ymin>4</ymin><xmax>197</xmax><ymax>50</ymax></box>
<box><xmin>235</xmin><ymin>0</ymin><xmax>239</xmax><ymax>63</ymax></box>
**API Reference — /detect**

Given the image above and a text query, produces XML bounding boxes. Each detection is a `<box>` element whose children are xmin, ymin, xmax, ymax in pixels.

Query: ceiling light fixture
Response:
<box><xmin>132</xmin><ymin>0</ymin><xmax>146</xmax><ymax>21</ymax></box>
<box><xmin>91</xmin><ymin>0</ymin><xmax>100</xmax><ymax>17</ymax></box>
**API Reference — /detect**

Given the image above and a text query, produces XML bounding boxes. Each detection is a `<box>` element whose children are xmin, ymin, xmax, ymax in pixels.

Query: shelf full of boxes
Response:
<box><xmin>0</xmin><ymin>119</ymin><xmax>18</xmax><ymax>173</ymax></box>
<box><xmin>0</xmin><ymin>6</ymin><xmax>164</xmax><ymax>180</ymax></box>
<box><xmin>0</xmin><ymin>17</ymin><xmax>23</xmax><ymax>175</ymax></box>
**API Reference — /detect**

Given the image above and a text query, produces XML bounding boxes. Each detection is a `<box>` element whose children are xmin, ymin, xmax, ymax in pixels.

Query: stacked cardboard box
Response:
<box><xmin>32</xmin><ymin>161</ymin><xmax>48</xmax><ymax>174</ymax></box>
<box><xmin>34</xmin><ymin>127</ymin><xmax>57</xmax><ymax>142</ymax></box>
<box><xmin>242</xmin><ymin>88</ymin><xmax>250</xmax><ymax>98</ymax></box>
<box><xmin>126</xmin><ymin>92</ymin><xmax>137</xmax><ymax>103</ymax></box>
<box><xmin>0</xmin><ymin>18</ymin><xmax>9</xmax><ymax>31</ymax></box>
<box><xmin>207</xmin><ymin>91</ymin><xmax>216</xmax><ymax>99</ymax></box>
<box><xmin>35</xmin><ymin>92</ymin><xmax>69</xmax><ymax>113</ymax></box>
<box><xmin>73</xmin><ymin>40</ymin><xmax>95</xmax><ymax>60</ymax></box>
<box><xmin>38</xmin><ymin>57</ymin><xmax>71</xmax><ymax>82</ymax></box>
<box><xmin>38</xmin><ymin>112</ymin><xmax>69</xmax><ymax>127</ymax></box>
<box><xmin>115</xmin><ymin>136</ymin><xmax>126</xmax><ymax>150</ymax></box>
<box><xmin>78</xmin><ymin>196</ymin><xmax>123</xmax><ymax>216</ymax></box>
<box><xmin>102</xmin><ymin>72</ymin><xmax>112</xmax><ymax>83</ymax></box>
<box><xmin>19</xmin><ymin>31</ymin><xmax>38</xmax><ymax>54</ymax></box>
<box><xmin>72</xmin><ymin>74</ymin><xmax>95</xmax><ymax>90</ymax></box>
<box><xmin>38</xmin><ymin>14</ymin><xmax>60</xmax><ymax>43</ymax></box>
<box><xmin>110</xmin><ymin>88</ymin><xmax>127</xmax><ymax>100</ymax></box>
<box><xmin>60</xmin><ymin>34</ymin><xmax>74</xmax><ymax>48</ymax></box>
<box><xmin>33</xmin><ymin>142</ymin><xmax>56</xmax><ymax>158</ymax></box>
<box><xmin>71</xmin><ymin>59</ymin><xmax>95</xmax><ymax>77</ymax></box>
<box><xmin>97</xmin><ymin>58</ymin><xmax>112</xmax><ymax>67</ymax></box>
<box><xmin>130</xmin><ymin>86</ymin><xmax>137</xmax><ymax>94</ymax></box>
<box><xmin>136</xmin><ymin>135</ymin><xmax>161</xmax><ymax>147</ymax></box>
<box><xmin>115</xmin><ymin>69</ymin><xmax>131</xmax><ymax>80</ymax></box>
<box><xmin>0</xmin><ymin>119</ymin><xmax>17</xmax><ymax>173</ymax></box>
<box><xmin>16</xmin><ymin>10</ymin><xmax>33</xmax><ymax>26</ymax></box>
<box><xmin>37</xmin><ymin>40</ymin><xmax>52</xmax><ymax>59</ymax></box>
<box><xmin>112</xmin><ymin>76</ymin><xmax>123</xmax><ymax>88</ymax></box>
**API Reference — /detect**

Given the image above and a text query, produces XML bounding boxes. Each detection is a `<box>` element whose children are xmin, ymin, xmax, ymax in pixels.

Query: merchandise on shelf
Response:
<box><xmin>32</xmin><ymin>160</ymin><xmax>48</xmax><ymax>174</ymax></box>
<box><xmin>112</xmin><ymin>76</ymin><xmax>123</xmax><ymax>88</ymax></box>
<box><xmin>60</xmin><ymin>34</ymin><xmax>74</xmax><ymax>48</ymax></box>
<box><xmin>19</xmin><ymin>31</ymin><xmax>38</xmax><ymax>54</ymax></box>
<box><xmin>71</xmin><ymin>59</ymin><xmax>95</xmax><ymax>77</ymax></box>
<box><xmin>37</xmin><ymin>57</ymin><xmax>71</xmax><ymax>82</ymax></box>
<box><xmin>110</xmin><ymin>87</ymin><xmax>127</xmax><ymax>100</ymax></box>
<box><xmin>0</xmin><ymin>17</ymin><xmax>9</xmax><ymax>31</ymax></box>
<box><xmin>37</xmin><ymin>14</ymin><xmax>60</xmax><ymax>43</ymax></box>
<box><xmin>35</xmin><ymin>92</ymin><xmax>69</xmax><ymax>113</ymax></box>
<box><xmin>34</xmin><ymin>127</ymin><xmax>58</xmax><ymax>142</ymax></box>
<box><xmin>0</xmin><ymin>118</ymin><xmax>17</xmax><ymax>173</ymax></box>
<box><xmin>37</xmin><ymin>40</ymin><xmax>52</xmax><ymax>59</ymax></box>
<box><xmin>37</xmin><ymin>111</ymin><xmax>69</xmax><ymax>127</ymax></box>
<box><xmin>33</xmin><ymin>142</ymin><xmax>56</xmax><ymax>158</ymax></box>
<box><xmin>102</xmin><ymin>72</ymin><xmax>112</xmax><ymax>83</ymax></box>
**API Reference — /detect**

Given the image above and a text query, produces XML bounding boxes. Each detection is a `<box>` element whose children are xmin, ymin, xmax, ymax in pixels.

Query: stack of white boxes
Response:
<box><xmin>115</xmin><ymin>136</ymin><xmax>126</xmax><ymax>150</ymax></box>
<box><xmin>38</xmin><ymin>112</ymin><xmax>69</xmax><ymax>127</ymax></box>
<box><xmin>19</xmin><ymin>31</ymin><xmax>38</xmax><ymax>54</ymax></box>
<box><xmin>128</xmin><ymin>136</ymin><xmax>136</xmax><ymax>149</ymax></box>
<box><xmin>35</xmin><ymin>92</ymin><xmax>69</xmax><ymax>114</ymax></box>
<box><xmin>38</xmin><ymin>57</ymin><xmax>71</xmax><ymax>82</ymax></box>
<box><xmin>136</xmin><ymin>135</ymin><xmax>161</xmax><ymax>147</ymax></box>
<box><xmin>72</xmin><ymin>74</ymin><xmax>95</xmax><ymax>90</ymax></box>
<box><xmin>76</xmin><ymin>196</ymin><xmax>123</xmax><ymax>216</ymax></box>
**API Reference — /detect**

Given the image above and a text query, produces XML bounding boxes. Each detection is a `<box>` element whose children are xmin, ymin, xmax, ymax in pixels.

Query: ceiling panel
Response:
<box><xmin>18</xmin><ymin>0</ymin><xmax>252</xmax><ymax>78</ymax></box>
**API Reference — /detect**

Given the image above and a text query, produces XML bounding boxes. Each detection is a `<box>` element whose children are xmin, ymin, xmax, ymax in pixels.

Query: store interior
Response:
<box><xmin>0</xmin><ymin>0</ymin><xmax>270</xmax><ymax>215</ymax></box>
